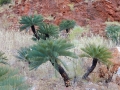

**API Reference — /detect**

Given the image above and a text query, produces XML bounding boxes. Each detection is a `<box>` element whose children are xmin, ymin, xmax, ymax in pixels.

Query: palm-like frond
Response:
<box><xmin>0</xmin><ymin>51</ymin><xmax>7</xmax><ymax>64</ymax></box>
<box><xmin>18</xmin><ymin>38</ymin><xmax>78</xmax><ymax>70</ymax></box>
<box><xmin>19</xmin><ymin>15</ymin><xmax>43</xmax><ymax>31</ymax></box>
<box><xmin>80</xmin><ymin>43</ymin><xmax>112</xmax><ymax>66</ymax></box>
<box><xmin>105</xmin><ymin>25</ymin><xmax>120</xmax><ymax>45</ymax></box>
<box><xmin>36</xmin><ymin>23</ymin><xmax>59</xmax><ymax>39</ymax></box>
<box><xmin>0</xmin><ymin>65</ymin><xmax>30</xmax><ymax>90</ymax></box>
<box><xmin>16</xmin><ymin>47</ymin><xmax>30</xmax><ymax>61</ymax></box>
<box><xmin>59</xmin><ymin>19</ymin><xmax>76</xmax><ymax>31</ymax></box>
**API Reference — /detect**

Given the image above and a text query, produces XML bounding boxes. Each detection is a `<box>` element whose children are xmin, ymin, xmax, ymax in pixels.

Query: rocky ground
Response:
<box><xmin>0</xmin><ymin>0</ymin><xmax>120</xmax><ymax>90</ymax></box>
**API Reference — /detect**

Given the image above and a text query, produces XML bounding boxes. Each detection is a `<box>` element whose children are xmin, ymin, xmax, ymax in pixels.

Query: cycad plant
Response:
<box><xmin>33</xmin><ymin>23</ymin><xmax>59</xmax><ymax>40</ymax></box>
<box><xmin>105</xmin><ymin>25</ymin><xmax>120</xmax><ymax>45</ymax></box>
<box><xmin>19</xmin><ymin>15</ymin><xmax>44</xmax><ymax>39</ymax></box>
<box><xmin>0</xmin><ymin>0</ymin><xmax>11</xmax><ymax>6</ymax></box>
<box><xmin>80</xmin><ymin>43</ymin><xmax>112</xmax><ymax>79</ymax></box>
<box><xmin>0</xmin><ymin>51</ymin><xmax>30</xmax><ymax>90</ymax></box>
<box><xmin>59</xmin><ymin>19</ymin><xmax>76</xmax><ymax>33</ymax></box>
<box><xmin>17</xmin><ymin>38</ymin><xmax>78</xmax><ymax>87</ymax></box>
<box><xmin>0</xmin><ymin>51</ymin><xmax>7</xmax><ymax>64</ymax></box>
<box><xmin>0</xmin><ymin>65</ymin><xmax>30</xmax><ymax>90</ymax></box>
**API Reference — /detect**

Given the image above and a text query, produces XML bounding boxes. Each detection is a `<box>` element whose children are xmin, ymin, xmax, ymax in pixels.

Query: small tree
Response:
<box><xmin>17</xmin><ymin>38</ymin><xmax>78</xmax><ymax>87</ymax></box>
<box><xmin>59</xmin><ymin>20</ymin><xmax>76</xmax><ymax>33</ymax></box>
<box><xmin>80</xmin><ymin>43</ymin><xmax>112</xmax><ymax>79</ymax></box>
<box><xmin>19</xmin><ymin>15</ymin><xmax>44</xmax><ymax>39</ymax></box>
<box><xmin>32</xmin><ymin>23</ymin><xmax>59</xmax><ymax>40</ymax></box>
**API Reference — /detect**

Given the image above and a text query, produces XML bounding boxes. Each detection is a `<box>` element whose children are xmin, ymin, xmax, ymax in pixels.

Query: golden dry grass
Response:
<box><xmin>0</xmin><ymin>28</ymin><xmax>118</xmax><ymax>90</ymax></box>
<box><xmin>0</xmin><ymin>29</ymin><xmax>78</xmax><ymax>90</ymax></box>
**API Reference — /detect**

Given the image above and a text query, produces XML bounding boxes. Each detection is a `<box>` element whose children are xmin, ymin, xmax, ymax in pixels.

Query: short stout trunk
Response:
<box><xmin>66</xmin><ymin>29</ymin><xmax>70</xmax><ymax>33</ymax></box>
<box><xmin>31</xmin><ymin>25</ymin><xmax>40</xmax><ymax>40</ymax></box>
<box><xmin>45</xmin><ymin>34</ymin><xmax>49</xmax><ymax>40</ymax></box>
<box><xmin>82</xmin><ymin>58</ymin><xmax>98</xmax><ymax>79</ymax></box>
<box><xmin>51</xmin><ymin>61</ymin><xmax>71</xmax><ymax>87</ymax></box>
<box><xmin>58</xmin><ymin>65</ymin><xmax>70</xmax><ymax>87</ymax></box>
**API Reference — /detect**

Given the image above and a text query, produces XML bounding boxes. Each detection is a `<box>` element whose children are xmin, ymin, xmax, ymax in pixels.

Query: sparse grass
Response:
<box><xmin>79</xmin><ymin>35</ymin><xmax>115</xmax><ymax>48</ymax></box>
<box><xmin>105</xmin><ymin>21</ymin><xmax>120</xmax><ymax>26</ymax></box>
<box><xmin>90</xmin><ymin>73</ymin><xmax>101</xmax><ymax>83</ymax></box>
<box><xmin>0</xmin><ymin>28</ymin><xmax>118</xmax><ymax>89</ymax></box>
<box><xmin>68</xmin><ymin>3</ymin><xmax>74</xmax><ymax>11</ymax></box>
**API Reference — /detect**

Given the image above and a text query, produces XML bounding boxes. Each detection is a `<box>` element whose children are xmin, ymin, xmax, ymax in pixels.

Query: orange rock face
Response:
<box><xmin>1</xmin><ymin>0</ymin><xmax>120</xmax><ymax>34</ymax></box>
<box><xmin>98</xmin><ymin>47</ymin><xmax>120</xmax><ymax>81</ymax></box>
<box><xmin>109</xmin><ymin>48</ymin><xmax>120</xmax><ymax>65</ymax></box>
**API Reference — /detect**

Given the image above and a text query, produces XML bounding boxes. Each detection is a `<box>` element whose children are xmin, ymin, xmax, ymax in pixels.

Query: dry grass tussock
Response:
<box><xmin>0</xmin><ymin>29</ymin><xmax>119</xmax><ymax>90</ymax></box>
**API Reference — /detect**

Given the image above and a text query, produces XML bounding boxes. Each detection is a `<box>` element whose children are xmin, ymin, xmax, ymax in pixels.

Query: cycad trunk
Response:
<box><xmin>45</xmin><ymin>34</ymin><xmax>49</xmax><ymax>40</ymax></box>
<box><xmin>66</xmin><ymin>29</ymin><xmax>70</xmax><ymax>33</ymax></box>
<box><xmin>58</xmin><ymin>64</ymin><xmax>71</xmax><ymax>87</ymax></box>
<box><xmin>82</xmin><ymin>58</ymin><xmax>98</xmax><ymax>79</ymax></box>
<box><xmin>33</xmin><ymin>30</ymin><xmax>70</xmax><ymax>87</ymax></box>
<box><xmin>31</xmin><ymin>25</ymin><xmax>40</xmax><ymax>39</ymax></box>
<box><xmin>51</xmin><ymin>62</ymin><xmax>71</xmax><ymax>87</ymax></box>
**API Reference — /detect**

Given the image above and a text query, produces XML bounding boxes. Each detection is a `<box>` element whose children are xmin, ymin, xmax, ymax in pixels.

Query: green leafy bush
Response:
<box><xmin>105</xmin><ymin>25</ymin><xmax>120</xmax><ymax>45</ymax></box>
<box><xmin>0</xmin><ymin>0</ymin><xmax>11</xmax><ymax>5</ymax></box>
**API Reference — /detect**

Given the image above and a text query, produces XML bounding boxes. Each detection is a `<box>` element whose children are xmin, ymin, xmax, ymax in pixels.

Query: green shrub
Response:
<box><xmin>105</xmin><ymin>25</ymin><xmax>120</xmax><ymax>45</ymax></box>
<box><xmin>0</xmin><ymin>0</ymin><xmax>11</xmax><ymax>6</ymax></box>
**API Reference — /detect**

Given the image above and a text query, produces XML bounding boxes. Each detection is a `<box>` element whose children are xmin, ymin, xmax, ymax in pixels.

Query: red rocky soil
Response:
<box><xmin>0</xmin><ymin>0</ymin><xmax>120</xmax><ymax>34</ymax></box>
